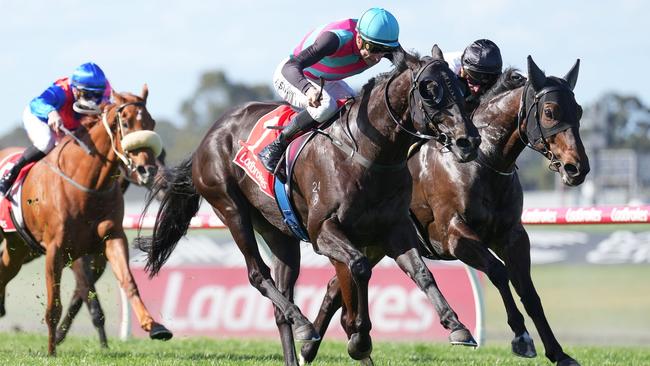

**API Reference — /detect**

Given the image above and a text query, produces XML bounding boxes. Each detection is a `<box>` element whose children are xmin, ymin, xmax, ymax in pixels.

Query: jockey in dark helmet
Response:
<box><xmin>445</xmin><ymin>39</ymin><xmax>503</xmax><ymax>112</ymax></box>
<box><xmin>0</xmin><ymin>62</ymin><xmax>112</xmax><ymax>196</ymax></box>
<box><xmin>257</xmin><ymin>7</ymin><xmax>401</xmax><ymax>173</ymax></box>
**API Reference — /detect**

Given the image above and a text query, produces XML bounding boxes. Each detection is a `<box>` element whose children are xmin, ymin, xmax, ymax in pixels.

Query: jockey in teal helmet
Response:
<box><xmin>0</xmin><ymin>62</ymin><xmax>112</xmax><ymax>196</ymax></box>
<box><xmin>257</xmin><ymin>8</ymin><xmax>400</xmax><ymax>173</ymax></box>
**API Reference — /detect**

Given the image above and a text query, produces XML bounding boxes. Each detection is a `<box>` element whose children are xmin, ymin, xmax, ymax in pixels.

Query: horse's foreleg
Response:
<box><xmin>104</xmin><ymin>233</ymin><xmax>172</xmax><ymax>341</ymax></box>
<box><xmin>386</xmin><ymin>225</ymin><xmax>475</xmax><ymax>346</ymax></box>
<box><xmin>45</xmin><ymin>246</ymin><xmax>64</xmax><ymax>356</ymax></box>
<box><xmin>448</xmin><ymin>217</ymin><xmax>534</xmax><ymax>356</ymax></box>
<box><xmin>315</xmin><ymin>218</ymin><xmax>372</xmax><ymax>361</ymax></box>
<box><xmin>498</xmin><ymin>226</ymin><xmax>577</xmax><ymax>366</ymax></box>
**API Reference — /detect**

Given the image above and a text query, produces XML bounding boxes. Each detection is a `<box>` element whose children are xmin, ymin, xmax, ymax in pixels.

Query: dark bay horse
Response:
<box><xmin>52</xmin><ymin>149</ymin><xmax>168</xmax><ymax>347</ymax></box>
<box><xmin>300</xmin><ymin>57</ymin><xmax>589</xmax><ymax>366</ymax></box>
<box><xmin>137</xmin><ymin>46</ymin><xmax>480</xmax><ymax>365</ymax></box>
<box><xmin>0</xmin><ymin>86</ymin><xmax>172</xmax><ymax>355</ymax></box>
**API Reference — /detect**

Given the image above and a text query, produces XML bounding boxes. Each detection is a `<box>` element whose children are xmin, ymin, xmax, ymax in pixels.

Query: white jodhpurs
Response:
<box><xmin>22</xmin><ymin>106</ymin><xmax>58</xmax><ymax>153</ymax></box>
<box><xmin>272</xmin><ymin>58</ymin><xmax>356</xmax><ymax>122</ymax></box>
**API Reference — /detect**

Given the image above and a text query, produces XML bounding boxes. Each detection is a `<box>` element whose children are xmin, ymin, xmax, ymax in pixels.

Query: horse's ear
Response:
<box><xmin>141</xmin><ymin>83</ymin><xmax>149</xmax><ymax>103</ymax></box>
<box><xmin>563</xmin><ymin>59</ymin><xmax>580</xmax><ymax>91</ymax></box>
<box><xmin>431</xmin><ymin>44</ymin><xmax>444</xmax><ymax>60</ymax></box>
<box><xmin>527</xmin><ymin>55</ymin><xmax>546</xmax><ymax>91</ymax></box>
<box><xmin>111</xmin><ymin>89</ymin><xmax>122</xmax><ymax>103</ymax></box>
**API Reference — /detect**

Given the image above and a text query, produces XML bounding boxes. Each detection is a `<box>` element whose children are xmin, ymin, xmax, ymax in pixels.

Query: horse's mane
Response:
<box><xmin>479</xmin><ymin>67</ymin><xmax>526</xmax><ymax>103</ymax></box>
<box><xmin>357</xmin><ymin>48</ymin><xmax>421</xmax><ymax>101</ymax></box>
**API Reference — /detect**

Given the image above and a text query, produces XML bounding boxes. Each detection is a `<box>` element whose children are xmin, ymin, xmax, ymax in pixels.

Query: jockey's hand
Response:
<box><xmin>47</xmin><ymin>110</ymin><xmax>63</xmax><ymax>135</ymax></box>
<box><xmin>306</xmin><ymin>87</ymin><xmax>321</xmax><ymax>108</ymax></box>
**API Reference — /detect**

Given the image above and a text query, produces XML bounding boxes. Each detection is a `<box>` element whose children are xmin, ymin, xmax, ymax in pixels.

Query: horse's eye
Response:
<box><xmin>420</xmin><ymin>80</ymin><xmax>443</xmax><ymax>106</ymax></box>
<box><xmin>122</xmin><ymin>121</ymin><xmax>129</xmax><ymax>129</ymax></box>
<box><xmin>544</xmin><ymin>108</ymin><xmax>554</xmax><ymax>119</ymax></box>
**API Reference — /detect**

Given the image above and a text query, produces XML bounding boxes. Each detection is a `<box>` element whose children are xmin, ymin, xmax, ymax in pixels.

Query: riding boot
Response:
<box><xmin>257</xmin><ymin>110</ymin><xmax>318</xmax><ymax>173</ymax></box>
<box><xmin>0</xmin><ymin>145</ymin><xmax>46</xmax><ymax>196</ymax></box>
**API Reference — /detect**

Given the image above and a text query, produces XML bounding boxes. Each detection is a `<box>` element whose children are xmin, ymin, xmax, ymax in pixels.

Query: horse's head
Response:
<box><xmin>400</xmin><ymin>45</ymin><xmax>480</xmax><ymax>162</ymax></box>
<box><xmin>521</xmin><ymin>56</ymin><xmax>589</xmax><ymax>186</ymax></box>
<box><xmin>105</xmin><ymin>84</ymin><xmax>163</xmax><ymax>186</ymax></box>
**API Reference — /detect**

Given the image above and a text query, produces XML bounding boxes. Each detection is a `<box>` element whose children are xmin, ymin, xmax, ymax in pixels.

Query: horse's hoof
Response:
<box><xmin>149</xmin><ymin>323</ymin><xmax>173</xmax><ymax>341</ymax></box>
<box><xmin>347</xmin><ymin>333</ymin><xmax>372</xmax><ymax>361</ymax></box>
<box><xmin>360</xmin><ymin>356</ymin><xmax>374</xmax><ymax>366</ymax></box>
<box><xmin>449</xmin><ymin>327</ymin><xmax>478</xmax><ymax>347</ymax></box>
<box><xmin>294</xmin><ymin>323</ymin><xmax>320</xmax><ymax>343</ymax></box>
<box><xmin>299</xmin><ymin>341</ymin><xmax>320</xmax><ymax>364</ymax></box>
<box><xmin>55</xmin><ymin>331</ymin><xmax>66</xmax><ymax>345</ymax></box>
<box><xmin>511</xmin><ymin>331</ymin><xmax>536</xmax><ymax>358</ymax></box>
<box><xmin>557</xmin><ymin>357</ymin><xmax>581</xmax><ymax>366</ymax></box>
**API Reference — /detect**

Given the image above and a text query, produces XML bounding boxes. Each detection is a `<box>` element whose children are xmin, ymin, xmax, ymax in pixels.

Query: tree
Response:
<box><xmin>180</xmin><ymin>70</ymin><xmax>275</xmax><ymax>129</ymax></box>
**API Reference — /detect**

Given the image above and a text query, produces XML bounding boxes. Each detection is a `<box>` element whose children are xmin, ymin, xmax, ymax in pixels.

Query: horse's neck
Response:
<box><xmin>59</xmin><ymin>114</ymin><xmax>120</xmax><ymax>192</ymax></box>
<box><xmin>339</xmin><ymin>73</ymin><xmax>414</xmax><ymax>167</ymax></box>
<box><xmin>477</xmin><ymin>87</ymin><xmax>527</xmax><ymax>171</ymax></box>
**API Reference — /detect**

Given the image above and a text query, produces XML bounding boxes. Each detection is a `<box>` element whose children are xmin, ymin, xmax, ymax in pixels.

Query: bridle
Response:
<box><xmin>517</xmin><ymin>82</ymin><xmax>577</xmax><ymax>172</ymax></box>
<box><xmin>102</xmin><ymin>101</ymin><xmax>146</xmax><ymax>174</ymax></box>
<box><xmin>384</xmin><ymin>59</ymin><xmax>463</xmax><ymax>148</ymax></box>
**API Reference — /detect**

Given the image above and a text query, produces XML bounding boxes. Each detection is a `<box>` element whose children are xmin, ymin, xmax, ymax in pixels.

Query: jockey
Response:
<box><xmin>0</xmin><ymin>62</ymin><xmax>112</xmax><ymax>196</ymax></box>
<box><xmin>257</xmin><ymin>7</ymin><xmax>401</xmax><ymax>173</ymax></box>
<box><xmin>444</xmin><ymin>39</ymin><xmax>503</xmax><ymax>112</ymax></box>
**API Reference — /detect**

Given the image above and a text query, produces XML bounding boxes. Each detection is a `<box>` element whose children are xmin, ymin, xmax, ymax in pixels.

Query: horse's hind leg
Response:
<box><xmin>258</xmin><ymin>225</ymin><xmax>301</xmax><ymax>366</ymax></box>
<box><xmin>204</xmin><ymin>194</ymin><xmax>318</xmax><ymax>344</ymax></box>
<box><xmin>0</xmin><ymin>235</ymin><xmax>37</xmax><ymax>317</ymax></box>
<box><xmin>497</xmin><ymin>226</ymin><xmax>578</xmax><ymax>366</ymax></box>
<box><xmin>56</xmin><ymin>254</ymin><xmax>108</xmax><ymax>348</ymax></box>
<box><xmin>299</xmin><ymin>275</ymin><xmax>343</xmax><ymax>364</ymax></box>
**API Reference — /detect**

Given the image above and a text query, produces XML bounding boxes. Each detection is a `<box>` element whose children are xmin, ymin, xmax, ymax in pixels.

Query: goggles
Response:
<box><xmin>362</xmin><ymin>39</ymin><xmax>396</xmax><ymax>54</ymax></box>
<box><xmin>464</xmin><ymin>68</ymin><xmax>498</xmax><ymax>87</ymax></box>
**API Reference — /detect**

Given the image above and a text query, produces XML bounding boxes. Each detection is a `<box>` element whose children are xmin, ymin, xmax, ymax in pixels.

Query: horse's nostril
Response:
<box><xmin>137</xmin><ymin>165</ymin><xmax>147</xmax><ymax>175</ymax></box>
<box><xmin>147</xmin><ymin>165</ymin><xmax>158</xmax><ymax>177</ymax></box>
<box><xmin>564</xmin><ymin>163</ymin><xmax>579</xmax><ymax>177</ymax></box>
<box><xmin>456</xmin><ymin>138</ymin><xmax>471</xmax><ymax>149</ymax></box>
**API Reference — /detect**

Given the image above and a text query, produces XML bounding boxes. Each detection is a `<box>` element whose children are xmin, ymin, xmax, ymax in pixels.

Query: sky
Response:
<box><xmin>1</xmin><ymin>0</ymin><xmax>648</xmax><ymax>136</ymax></box>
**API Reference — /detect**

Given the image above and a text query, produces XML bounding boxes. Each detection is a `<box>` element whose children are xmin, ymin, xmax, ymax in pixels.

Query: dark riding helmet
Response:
<box><xmin>461</xmin><ymin>39</ymin><xmax>502</xmax><ymax>74</ymax></box>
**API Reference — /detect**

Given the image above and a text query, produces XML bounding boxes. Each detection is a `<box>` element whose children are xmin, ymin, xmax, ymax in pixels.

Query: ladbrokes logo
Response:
<box><xmin>611</xmin><ymin>207</ymin><xmax>648</xmax><ymax>222</ymax></box>
<box><xmin>237</xmin><ymin>154</ymin><xmax>267</xmax><ymax>191</ymax></box>
<box><xmin>521</xmin><ymin>209</ymin><xmax>558</xmax><ymax>224</ymax></box>
<box><xmin>132</xmin><ymin>266</ymin><xmax>477</xmax><ymax>340</ymax></box>
<box><xmin>565</xmin><ymin>208</ymin><xmax>602</xmax><ymax>223</ymax></box>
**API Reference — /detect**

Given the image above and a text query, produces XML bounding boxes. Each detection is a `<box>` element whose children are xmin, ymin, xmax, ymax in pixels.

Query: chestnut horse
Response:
<box><xmin>301</xmin><ymin>57</ymin><xmax>588</xmax><ymax>366</ymax></box>
<box><xmin>53</xmin><ymin>148</ymin><xmax>168</xmax><ymax>347</ymax></box>
<box><xmin>0</xmin><ymin>86</ymin><xmax>172</xmax><ymax>355</ymax></box>
<box><xmin>137</xmin><ymin>46</ymin><xmax>480</xmax><ymax>366</ymax></box>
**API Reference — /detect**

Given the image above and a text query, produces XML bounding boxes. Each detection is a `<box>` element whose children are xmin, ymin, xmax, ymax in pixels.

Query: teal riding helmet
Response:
<box><xmin>71</xmin><ymin>62</ymin><xmax>107</xmax><ymax>91</ymax></box>
<box><xmin>356</xmin><ymin>8</ymin><xmax>400</xmax><ymax>47</ymax></box>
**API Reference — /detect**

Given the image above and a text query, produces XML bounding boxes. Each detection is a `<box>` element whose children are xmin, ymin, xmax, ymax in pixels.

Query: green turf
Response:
<box><xmin>482</xmin><ymin>264</ymin><xmax>650</xmax><ymax>345</ymax></box>
<box><xmin>0</xmin><ymin>333</ymin><xmax>649</xmax><ymax>365</ymax></box>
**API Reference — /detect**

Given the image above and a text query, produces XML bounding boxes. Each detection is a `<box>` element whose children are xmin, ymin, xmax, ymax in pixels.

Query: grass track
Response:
<box><xmin>0</xmin><ymin>333</ymin><xmax>649</xmax><ymax>365</ymax></box>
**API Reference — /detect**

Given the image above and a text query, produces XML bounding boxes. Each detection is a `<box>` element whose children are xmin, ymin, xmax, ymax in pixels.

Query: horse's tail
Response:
<box><xmin>134</xmin><ymin>155</ymin><xmax>201</xmax><ymax>278</ymax></box>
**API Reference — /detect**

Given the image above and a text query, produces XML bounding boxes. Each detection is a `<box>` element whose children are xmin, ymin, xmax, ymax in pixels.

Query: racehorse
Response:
<box><xmin>53</xmin><ymin>148</ymin><xmax>168</xmax><ymax>347</ymax></box>
<box><xmin>300</xmin><ymin>57</ymin><xmax>588</xmax><ymax>366</ymax></box>
<box><xmin>0</xmin><ymin>86</ymin><xmax>172</xmax><ymax>356</ymax></box>
<box><xmin>137</xmin><ymin>46</ymin><xmax>481</xmax><ymax>366</ymax></box>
